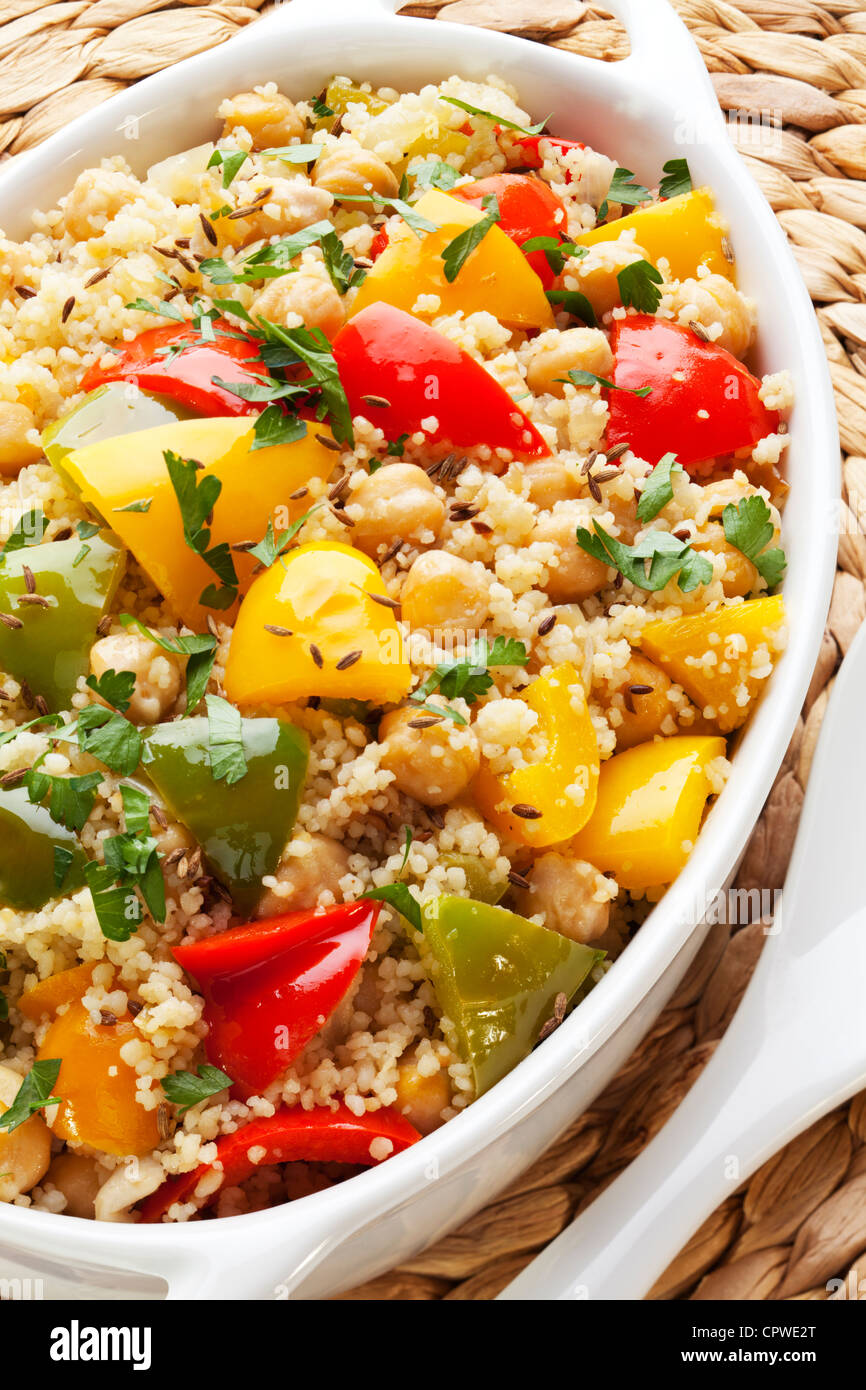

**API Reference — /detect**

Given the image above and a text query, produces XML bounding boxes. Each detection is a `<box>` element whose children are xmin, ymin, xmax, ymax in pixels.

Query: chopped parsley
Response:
<box><xmin>205</xmin><ymin>693</ymin><xmax>247</xmax><ymax>785</ymax></box>
<box><xmin>26</xmin><ymin>767</ymin><xmax>102</xmax><ymax>834</ymax></box>
<box><xmin>124</xmin><ymin>297</ymin><xmax>186</xmax><ymax>323</ymax></box>
<box><xmin>113</xmin><ymin>498</ymin><xmax>152</xmax><ymax>513</ymax></box>
<box><xmin>598</xmin><ymin>167</ymin><xmax>651</xmax><ymax>221</ymax></box>
<box><xmin>311</xmin><ymin>95</ymin><xmax>334</xmax><ymax>120</ymax></box>
<box><xmin>1</xmin><ymin>509</ymin><xmax>47</xmax><ymax>558</ymax></box>
<box><xmin>411</xmin><ymin>635</ymin><xmax>528</xmax><ymax>708</ymax></box>
<box><xmin>120</xmin><ymin>783</ymin><xmax>152</xmax><ymax>837</ymax></box>
<box><xmin>252</xmin><ymin>404</ymin><xmax>308</xmax><ymax>451</ymax></box>
<box><xmin>440</xmin><ymin>95</ymin><xmax>549</xmax><ymax>137</ymax></box>
<box><xmin>385</xmin><ymin>433</ymin><xmax>409</xmax><ymax>458</ymax></box>
<box><xmin>362</xmin><ymin>882</ymin><xmax>421</xmax><ymax>933</ymax></box>
<box><xmin>0</xmin><ymin>1059</ymin><xmax>61</xmax><ymax>1133</ymax></box>
<box><xmin>658</xmin><ymin>157</ymin><xmax>692</xmax><ymax>200</ymax></box>
<box><xmin>723</xmin><ymin>496</ymin><xmax>787</xmax><ymax>590</ymax></box>
<box><xmin>260</xmin><ymin>143</ymin><xmax>326</xmax><ymax>165</ymax></box>
<box><xmin>545</xmin><ymin>289</ymin><xmax>597</xmax><ymax>328</ymax></box>
<box><xmin>561</xmin><ymin>369</ymin><xmax>652</xmax><ymax>398</ymax></box>
<box><xmin>85</xmin><ymin>667</ymin><xmax>136</xmax><ymax>713</ymax></box>
<box><xmin>0</xmin><ymin>713</ymin><xmax>62</xmax><ymax>748</ymax></box>
<box><xmin>101</xmin><ymin>829</ymin><xmax>165</xmax><ymax>924</ymax></box>
<box><xmin>74</xmin><ymin>704</ymin><xmax>142</xmax><ymax>777</ymax></box>
<box><xmin>320</xmin><ymin>229</ymin><xmax>366</xmax><ymax>294</ymax></box>
<box><xmin>199</xmin><ymin>220</ymin><xmax>335</xmax><ymax>285</ymax></box>
<box><xmin>617</xmin><ymin>259</ymin><xmax>663</xmax><ymax>314</ymax></box>
<box><xmin>164</xmin><ymin>449</ymin><xmax>239</xmax><ymax>610</ymax></box>
<box><xmin>83</xmin><ymin>862</ymin><xmax>143</xmax><ymax>942</ymax></box>
<box><xmin>249</xmin><ymin>502</ymin><xmax>324</xmax><ymax>570</ymax></box>
<box><xmin>520</xmin><ymin>234</ymin><xmax>587</xmax><ymax>276</ymax></box>
<box><xmin>576</xmin><ymin>522</ymin><xmax>713</xmax><ymax>593</ymax></box>
<box><xmin>411</xmin><ymin>156</ymin><xmax>461</xmax><ymax>192</ymax></box>
<box><xmin>118</xmin><ymin>616</ymin><xmax>217</xmax><ymax>712</ymax></box>
<box><xmin>161</xmin><ymin>1064</ymin><xmax>232</xmax><ymax>1114</ymax></box>
<box><xmin>441</xmin><ymin>193</ymin><xmax>500</xmax><ymax>282</ymax></box>
<box><xmin>636</xmin><ymin>453</ymin><xmax>683</xmax><ymax>523</ymax></box>
<box><xmin>331</xmin><ymin>193</ymin><xmax>436</xmax><ymax>238</ymax></box>
<box><xmin>206</xmin><ymin>147</ymin><xmax>250</xmax><ymax>188</ymax></box>
<box><xmin>255</xmin><ymin>319</ymin><xmax>353</xmax><ymax>446</ymax></box>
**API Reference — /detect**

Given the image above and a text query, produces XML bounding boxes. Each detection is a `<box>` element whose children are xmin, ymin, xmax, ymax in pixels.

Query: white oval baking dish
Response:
<box><xmin>0</xmin><ymin>0</ymin><xmax>838</xmax><ymax>1301</ymax></box>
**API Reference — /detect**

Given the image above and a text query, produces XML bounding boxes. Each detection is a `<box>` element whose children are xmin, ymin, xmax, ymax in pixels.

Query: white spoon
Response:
<box><xmin>500</xmin><ymin>620</ymin><xmax>866</xmax><ymax>1302</ymax></box>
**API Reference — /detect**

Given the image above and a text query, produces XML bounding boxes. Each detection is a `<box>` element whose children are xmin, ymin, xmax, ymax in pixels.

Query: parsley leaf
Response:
<box><xmin>311</xmin><ymin>95</ymin><xmax>334</xmax><ymax>120</ymax></box>
<box><xmin>0</xmin><ymin>712</ymin><xmax>63</xmax><ymax>748</ymax></box>
<box><xmin>362</xmin><ymin>883</ymin><xmax>422</xmax><ymax>933</ymax></box>
<box><xmin>161</xmin><ymin>1064</ymin><xmax>232</xmax><ymax>1114</ymax></box>
<box><xmin>722</xmin><ymin>496</ymin><xmax>787</xmax><ymax>590</ymax></box>
<box><xmin>120</xmin><ymin>783</ymin><xmax>152</xmax><ymax>836</ymax></box>
<box><xmin>205</xmin><ymin>694</ymin><xmax>247</xmax><ymax>785</ymax></box>
<box><xmin>562</xmin><ymin>369</ymin><xmax>652</xmax><ymax>398</ymax></box>
<box><xmin>411</xmin><ymin>635</ymin><xmax>528</xmax><ymax>707</ymax></box>
<box><xmin>636</xmin><ymin>453</ymin><xmax>683</xmax><ymax>523</ymax></box>
<box><xmin>113</xmin><ymin>498</ymin><xmax>152</xmax><ymax>513</ymax></box>
<box><xmin>210</xmin><ymin>376</ymin><xmax>306</xmax><ymax>405</ymax></box>
<box><xmin>0</xmin><ymin>1060</ymin><xmax>62</xmax><ymax>1133</ymax></box>
<box><xmin>260</xmin><ymin>143</ymin><xmax>325</xmax><ymax>165</ymax></box>
<box><xmin>576</xmin><ymin>522</ymin><xmax>713</xmax><ymax>593</ymax></box>
<box><xmin>319</xmin><ymin>229</ymin><xmax>365</xmax><ymax>294</ymax></box>
<box><xmin>252</xmin><ymin>404</ymin><xmax>308</xmax><ymax>452</ymax></box>
<box><xmin>441</xmin><ymin>193</ymin><xmax>500</xmax><ymax>282</ymax></box>
<box><xmin>26</xmin><ymin>767</ymin><xmax>102</xmax><ymax>833</ymax></box>
<box><xmin>1</xmin><ymin>509</ymin><xmax>47</xmax><ymax>558</ymax></box>
<box><xmin>248</xmin><ymin>502</ymin><xmax>324</xmax><ymax>570</ymax></box>
<box><xmin>440</xmin><ymin>95</ymin><xmax>550</xmax><ymax>137</ymax></box>
<box><xmin>332</xmin><ymin>193</ymin><xmax>436</xmax><ymax>238</ymax></box>
<box><xmin>598</xmin><ymin>167</ymin><xmax>651</xmax><ymax>220</ymax></box>
<box><xmin>206</xmin><ymin>147</ymin><xmax>250</xmax><ymax>188</ymax></box>
<box><xmin>545</xmin><ymin>289</ymin><xmax>597</xmax><ymax>328</ymax></box>
<box><xmin>411</xmin><ymin>156</ymin><xmax>461</xmax><ymax>192</ymax></box>
<box><xmin>201</xmin><ymin>220</ymin><xmax>335</xmax><ymax>286</ymax></box>
<box><xmin>83</xmin><ymin>862</ymin><xmax>143</xmax><ymax>942</ymax></box>
<box><xmin>102</xmin><ymin>831</ymin><xmax>165</xmax><ymax>923</ymax></box>
<box><xmin>385</xmin><ymin>433</ymin><xmax>409</xmax><ymax>458</ymax></box>
<box><xmin>658</xmin><ymin>157</ymin><xmax>692</xmax><ymax>200</ymax></box>
<box><xmin>617</xmin><ymin>259</ymin><xmax>664</xmax><ymax>314</ymax></box>
<box><xmin>75</xmin><ymin>705</ymin><xmax>142</xmax><ymax>777</ymax></box>
<box><xmin>85</xmin><ymin>668</ymin><xmax>136</xmax><ymax>713</ymax></box>
<box><xmin>521</xmin><ymin>234</ymin><xmax>586</xmax><ymax>276</ymax></box>
<box><xmin>255</xmin><ymin>319</ymin><xmax>353</xmax><ymax>446</ymax></box>
<box><xmin>164</xmin><ymin>450</ymin><xmax>239</xmax><ymax>610</ymax></box>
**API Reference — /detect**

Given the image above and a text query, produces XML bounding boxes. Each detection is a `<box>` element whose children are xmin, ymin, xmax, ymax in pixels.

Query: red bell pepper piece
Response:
<box><xmin>138</xmin><ymin>1104</ymin><xmax>422</xmax><ymax>1222</ymax></box>
<box><xmin>79</xmin><ymin>320</ymin><xmax>270</xmax><ymax>417</ymax></box>
<box><xmin>333</xmin><ymin>303</ymin><xmax>550</xmax><ymax>463</ymax></box>
<box><xmin>173</xmin><ymin>901</ymin><xmax>380</xmax><ymax>1092</ymax></box>
<box><xmin>450</xmin><ymin>174</ymin><xmax>568</xmax><ymax>289</ymax></box>
<box><xmin>606</xmin><ymin>316</ymin><xmax>779</xmax><ymax>474</ymax></box>
<box><xmin>368</xmin><ymin>226</ymin><xmax>390</xmax><ymax>263</ymax></box>
<box><xmin>509</xmin><ymin>133</ymin><xmax>586</xmax><ymax>179</ymax></box>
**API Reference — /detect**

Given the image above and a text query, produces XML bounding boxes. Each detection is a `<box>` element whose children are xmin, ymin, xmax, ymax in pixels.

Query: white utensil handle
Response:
<box><xmin>499</xmin><ymin>905</ymin><xmax>866</xmax><ymax>1301</ymax></box>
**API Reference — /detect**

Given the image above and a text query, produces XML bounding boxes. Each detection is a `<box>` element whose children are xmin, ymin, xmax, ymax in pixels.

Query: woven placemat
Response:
<box><xmin>2</xmin><ymin>0</ymin><xmax>863</xmax><ymax>1302</ymax></box>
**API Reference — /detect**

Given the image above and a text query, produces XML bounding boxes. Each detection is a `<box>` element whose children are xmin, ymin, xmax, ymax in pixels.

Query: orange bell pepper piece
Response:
<box><xmin>18</xmin><ymin>963</ymin><xmax>97</xmax><ymax>1021</ymax></box>
<box><xmin>473</xmin><ymin>662</ymin><xmax>599</xmax><ymax>849</ymax></box>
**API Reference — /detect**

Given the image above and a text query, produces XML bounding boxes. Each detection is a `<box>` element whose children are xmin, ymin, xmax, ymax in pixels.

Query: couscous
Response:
<box><xmin>0</xmin><ymin>72</ymin><xmax>790</xmax><ymax>1223</ymax></box>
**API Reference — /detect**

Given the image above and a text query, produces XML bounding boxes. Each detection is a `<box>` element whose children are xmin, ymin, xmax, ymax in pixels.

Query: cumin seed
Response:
<box><xmin>507</xmin><ymin>869</ymin><xmax>530</xmax><ymax>890</ymax></box>
<box><xmin>328</xmin><ymin>473</ymin><xmax>351</xmax><ymax>502</ymax></box>
<box><xmin>580</xmin><ymin>449</ymin><xmax>599</xmax><ymax>476</ymax></box>
<box><xmin>289</xmin><ymin>487</ymin><xmax>308</xmax><ymax>500</ymax></box>
<box><xmin>360</xmin><ymin>394</ymin><xmax>391</xmax><ymax>409</ymax></box>
<box><xmin>16</xmin><ymin>593</ymin><xmax>50</xmax><ymax>607</ymax></box>
<box><xmin>128</xmin><ymin>999</ymin><xmax>143</xmax><ymax>1016</ymax></box>
<box><xmin>152</xmin><ymin>244</ymin><xmax>174</xmax><ymax>259</ymax></box>
<box><xmin>367</xmin><ymin>591</ymin><xmax>400</xmax><ymax>612</ymax></box>
<box><xmin>315</xmin><ymin>432</ymin><xmax>342</xmax><ymax>452</ymax></box>
<box><xmin>604</xmin><ymin>441</ymin><xmax>630</xmax><ymax>462</ymax></box>
<box><xmin>427</xmin><ymin>807</ymin><xmax>445</xmax><ymax>829</ymax></box>
<box><xmin>227</xmin><ymin>205</ymin><xmax>260</xmax><ymax>221</ymax></box>
<box><xmin>688</xmin><ymin>319</ymin><xmax>710</xmax><ymax>342</ymax></box>
<box><xmin>511</xmin><ymin>803</ymin><xmax>542</xmax><ymax>820</ymax></box>
<box><xmin>408</xmin><ymin>715</ymin><xmax>443</xmax><ymax>729</ymax></box>
<box><xmin>537</xmin><ymin>613</ymin><xmax>557</xmax><ymax>637</ymax></box>
<box><xmin>331</xmin><ymin>507</ymin><xmax>355</xmax><ymax>527</ymax></box>
<box><xmin>0</xmin><ymin>766</ymin><xmax>29</xmax><ymax>787</ymax></box>
<box><xmin>150</xmin><ymin>802</ymin><xmax>168</xmax><ymax>829</ymax></box>
<box><xmin>538</xmin><ymin>991</ymin><xmax>568</xmax><ymax>1042</ymax></box>
<box><xmin>84</xmin><ymin>267</ymin><xmax>111</xmax><ymax>288</ymax></box>
<box><xmin>199</xmin><ymin>212</ymin><xmax>218</xmax><ymax>246</ymax></box>
<box><xmin>471</xmin><ymin>519</ymin><xmax>493</xmax><ymax>535</ymax></box>
<box><xmin>588</xmin><ymin>475</ymin><xmax>602</xmax><ymax>504</ymax></box>
<box><xmin>61</xmin><ymin>296</ymin><xmax>76</xmax><ymax>323</ymax></box>
<box><xmin>14</xmin><ymin>286</ymin><xmax>36</xmax><ymax>299</ymax></box>
<box><xmin>0</xmin><ymin>612</ymin><xmax>22</xmax><ymax>629</ymax></box>
<box><xmin>52</xmin><ymin>526</ymin><xmax>73</xmax><ymax>542</ymax></box>
<box><xmin>264</xmin><ymin>624</ymin><xmax>293</xmax><ymax>637</ymax></box>
<box><xmin>99</xmin><ymin>1009</ymin><xmax>118</xmax><ymax>1027</ymax></box>
<box><xmin>96</xmin><ymin>615</ymin><xmax>112</xmax><ymax>636</ymax></box>
<box><xmin>309</xmin><ymin>642</ymin><xmax>324</xmax><ymax>668</ymax></box>
<box><xmin>21</xmin><ymin>566</ymin><xmax>35</xmax><ymax>595</ymax></box>
<box><xmin>34</xmin><ymin>695</ymin><xmax>49</xmax><ymax>717</ymax></box>
<box><xmin>722</xmin><ymin>235</ymin><xmax>734</xmax><ymax>263</ymax></box>
<box><xmin>336</xmin><ymin>649</ymin><xmax>362</xmax><ymax>671</ymax></box>
<box><xmin>157</xmin><ymin>1103</ymin><xmax>173</xmax><ymax>1140</ymax></box>
<box><xmin>231</xmin><ymin>539</ymin><xmax>257</xmax><ymax>552</ymax></box>
<box><xmin>380</xmin><ymin>536</ymin><xmax>403</xmax><ymax>564</ymax></box>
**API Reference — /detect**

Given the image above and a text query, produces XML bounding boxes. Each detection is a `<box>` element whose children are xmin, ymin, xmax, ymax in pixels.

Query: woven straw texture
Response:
<box><xmin>1</xmin><ymin>0</ymin><xmax>864</xmax><ymax>1302</ymax></box>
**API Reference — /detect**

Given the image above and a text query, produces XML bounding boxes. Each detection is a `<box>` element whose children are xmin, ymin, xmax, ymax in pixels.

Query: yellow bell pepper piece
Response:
<box><xmin>473</xmin><ymin>662</ymin><xmax>599</xmax><ymax>849</ymax></box>
<box><xmin>224</xmin><ymin>541</ymin><xmax>412</xmax><ymax>707</ymax></box>
<box><xmin>37</xmin><ymin>1000</ymin><xmax>161</xmax><ymax>1157</ymax></box>
<box><xmin>350</xmin><ymin>189</ymin><xmax>554</xmax><ymax>332</ymax></box>
<box><xmin>640</xmin><ymin>595</ymin><xmax>786</xmax><ymax>734</ymax></box>
<box><xmin>19</xmin><ymin>963</ymin><xmax>97</xmax><ymax>1021</ymax></box>
<box><xmin>62</xmin><ymin>418</ymin><xmax>337</xmax><ymax>630</ymax></box>
<box><xmin>577</xmin><ymin>188</ymin><xmax>734</xmax><ymax>285</ymax></box>
<box><xmin>317</xmin><ymin>79</ymin><xmax>391</xmax><ymax>130</ymax></box>
<box><xmin>571</xmin><ymin>735</ymin><xmax>727</xmax><ymax>890</ymax></box>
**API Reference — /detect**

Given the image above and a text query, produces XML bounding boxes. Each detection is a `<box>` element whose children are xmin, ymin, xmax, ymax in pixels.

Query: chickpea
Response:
<box><xmin>314</xmin><ymin>146</ymin><xmax>399</xmax><ymax>200</ymax></box>
<box><xmin>46</xmin><ymin>1152</ymin><xmax>100</xmax><ymax>1219</ymax></box>
<box><xmin>347</xmin><ymin>463</ymin><xmax>445</xmax><ymax>557</ymax></box>
<box><xmin>256</xmin><ymin>832</ymin><xmax>351</xmax><ymax>917</ymax></box>
<box><xmin>669</xmin><ymin>274</ymin><xmax>756</xmax><ymax>360</ymax></box>
<box><xmin>90</xmin><ymin>632</ymin><xmax>183</xmax><ymax>725</ymax></box>
<box><xmin>601</xmin><ymin>652</ymin><xmax>682</xmax><ymax>750</ymax></box>
<box><xmin>219</xmin><ymin>90</ymin><xmax>305</xmax><ymax>150</ymax></box>
<box><xmin>251</xmin><ymin>267</ymin><xmax>345</xmax><ymax>339</ymax></box>
<box><xmin>226</xmin><ymin>178</ymin><xmax>334</xmax><ymax>248</ymax></box>
<box><xmin>0</xmin><ymin>401</ymin><xmax>42</xmax><ymax>476</ymax></box>
<box><xmin>526</xmin><ymin>327</ymin><xmax>614</xmax><ymax>399</ymax></box>
<box><xmin>524</xmin><ymin>458</ymin><xmax>581</xmax><ymax>509</ymax></box>
<box><xmin>94</xmin><ymin>1156</ymin><xmax>164</xmax><ymax>1223</ymax></box>
<box><xmin>394</xmin><ymin>1049</ymin><xmax>450</xmax><ymax>1134</ymax></box>
<box><xmin>532</xmin><ymin>507</ymin><xmax>610</xmax><ymax>602</ymax></box>
<box><xmin>0</xmin><ymin>1063</ymin><xmax>51</xmax><ymax>1201</ymax></box>
<box><xmin>512</xmin><ymin>853</ymin><xmax>610</xmax><ymax>944</ymax></box>
<box><xmin>61</xmin><ymin>167</ymin><xmax>139</xmax><ymax>240</ymax></box>
<box><xmin>378</xmin><ymin>706</ymin><xmax>480</xmax><ymax>806</ymax></box>
<box><xmin>691</xmin><ymin>520</ymin><xmax>757</xmax><ymax>598</ymax></box>
<box><xmin>565</xmin><ymin>238</ymin><xmax>648</xmax><ymax>317</ymax></box>
<box><xmin>400</xmin><ymin>550</ymin><xmax>490</xmax><ymax>635</ymax></box>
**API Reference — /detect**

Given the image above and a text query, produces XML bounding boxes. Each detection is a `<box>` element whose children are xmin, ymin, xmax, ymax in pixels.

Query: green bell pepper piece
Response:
<box><xmin>420</xmin><ymin>895</ymin><xmax>603</xmax><ymax>1095</ymax></box>
<box><xmin>141</xmin><ymin>715</ymin><xmax>309</xmax><ymax>916</ymax></box>
<box><xmin>0</xmin><ymin>785</ymin><xmax>86</xmax><ymax>909</ymax></box>
<box><xmin>439</xmin><ymin>853</ymin><xmax>507</xmax><ymax>905</ymax></box>
<box><xmin>42</xmin><ymin>384</ymin><xmax>193</xmax><ymax>476</ymax></box>
<box><xmin>0</xmin><ymin>532</ymin><xmax>125</xmax><ymax>711</ymax></box>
